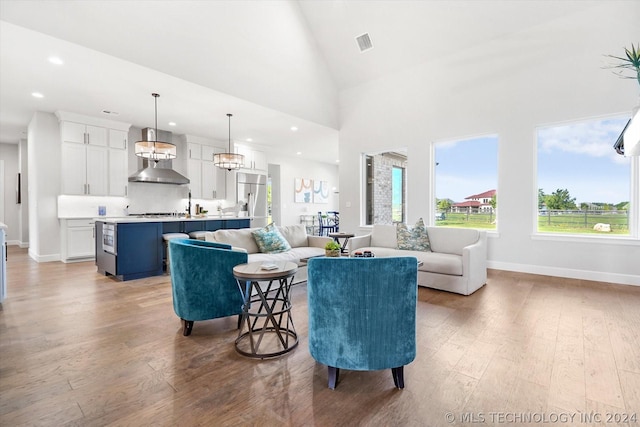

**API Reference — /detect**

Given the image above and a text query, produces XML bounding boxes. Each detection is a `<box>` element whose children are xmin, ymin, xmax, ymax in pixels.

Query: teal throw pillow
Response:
<box><xmin>396</xmin><ymin>218</ymin><xmax>431</xmax><ymax>252</ymax></box>
<box><xmin>252</xmin><ymin>224</ymin><xmax>292</xmax><ymax>254</ymax></box>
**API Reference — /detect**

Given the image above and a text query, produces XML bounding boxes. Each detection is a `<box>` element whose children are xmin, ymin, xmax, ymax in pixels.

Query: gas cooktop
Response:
<box><xmin>129</xmin><ymin>212</ymin><xmax>185</xmax><ymax>218</ymax></box>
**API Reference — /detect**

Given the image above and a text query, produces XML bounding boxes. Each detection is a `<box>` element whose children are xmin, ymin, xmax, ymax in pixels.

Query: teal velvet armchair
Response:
<box><xmin>169</xmin><ymin>239</ymin><xmax>248</xmax><ymax>336</ymax></box>
<box><xmin>307</xmin><ymin>257</ymin><xmax>418</xmax><ymax>389</ymax></box>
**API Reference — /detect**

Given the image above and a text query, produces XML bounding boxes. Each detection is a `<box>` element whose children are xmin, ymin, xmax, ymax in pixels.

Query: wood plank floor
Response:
<box><xmin>1</xmin><ymin>246</ymin><xmax>639</xmax><ymax>426</ymax></box>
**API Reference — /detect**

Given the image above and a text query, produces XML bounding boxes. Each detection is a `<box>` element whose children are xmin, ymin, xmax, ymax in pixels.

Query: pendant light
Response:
<box><xmin>214</xmin><ymin>113</ymin><xmax>245</xmax><ymax>170</ymax></box>
<box><xmin>134</xmin><ymin>93</ymin><xmax>177</xmax><ymax>160</ymax></box>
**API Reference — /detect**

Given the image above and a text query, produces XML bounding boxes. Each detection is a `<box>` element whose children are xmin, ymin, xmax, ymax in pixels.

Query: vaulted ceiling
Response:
<box><xmin>0</xmin><ymin>0</ymin><xmax>609</xmax><ymax>163</ymax></box>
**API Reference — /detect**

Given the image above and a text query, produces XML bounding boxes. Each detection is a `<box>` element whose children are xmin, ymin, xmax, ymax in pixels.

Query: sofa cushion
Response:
<box><xmin>277</xmin><ymin>224</ymin><xmax>308</xmax><ymax>248</ymax></box>
<box><xmin>208</xmin><ymin>228</ymin><xmax>260</xmax><ymax>254</ymax></box>
<box><xmin>252</xmin><ymin>223</ymin><xmax>292</xmax><ymax>253</ymax></box>
<box><xmin>350</xmin><ymin>246</ymin><xmax>463</xmax><ymax>276</ymax></box>
<box><xmin>247</xmin><ymin>246</ymin><xmax>325</xmax><ymax>264</ymax></box>
<box><xmin>425</xmin><ymin>227</ymin><xmax>479</xmax><ymax>255</ymax></box>
<box><xmin>370</xmin><ymin>224</ymin><xmax>398</xmax><ymax>248</ymax></box>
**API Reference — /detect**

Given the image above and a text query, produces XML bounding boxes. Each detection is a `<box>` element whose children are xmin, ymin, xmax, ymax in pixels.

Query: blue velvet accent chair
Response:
<box><xmin>169</xmin><ymin>239</ymin><xmax>248</xmax><ymax>336</ymax></box>
<box><xmin>307</xmin><ymin>256</ymin><xmax>418</xmax><ymax>389</ymax></box>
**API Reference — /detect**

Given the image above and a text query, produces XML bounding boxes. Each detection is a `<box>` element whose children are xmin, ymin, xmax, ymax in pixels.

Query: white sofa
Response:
<box><xmin>204</xmin><ymin>224</ymin><xmax>332</xmax><ymax>283</ymax></box>
<box><xmin>348</xmin><ymin>224</ymin><xmax>487</xmax><ymax>295</ymax></box>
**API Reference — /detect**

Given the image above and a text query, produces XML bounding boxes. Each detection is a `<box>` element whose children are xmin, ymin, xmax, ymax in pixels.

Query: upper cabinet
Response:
<box><xmin>56</xmin><ymin>112</ymin><xmax>130</xmax><ymax>197</ymax></box>
<box><xmin>184</xmin><ymin>136</ymin><xmax>227</xmax><ymax>200</ymax></box>
<box><xmin>235</xmin><ymin>144</ymin><xmax>267</xmax><ymax>172</ymax></box>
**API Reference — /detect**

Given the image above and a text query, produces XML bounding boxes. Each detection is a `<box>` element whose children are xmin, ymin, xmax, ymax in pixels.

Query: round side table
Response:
<box><xmin>233</xmin><ymin>261</ymin><xmax>299</xmax><ymax>358</ymax></box>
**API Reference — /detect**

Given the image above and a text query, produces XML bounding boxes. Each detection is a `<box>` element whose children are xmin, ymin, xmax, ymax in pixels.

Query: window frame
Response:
<box><xmin>533</xmin><ymin>113</ymin><xmax>639</xmax><ymax>241</ymax></box>
<box><xmin>360</xmin><ymin>149</ymin><xmax>408</xmax><ymax>227</ymax></box>
<box><xmin>430</xmin><ymin>133</ymin><xmax>499</xmax><ymax>231</ymax></box>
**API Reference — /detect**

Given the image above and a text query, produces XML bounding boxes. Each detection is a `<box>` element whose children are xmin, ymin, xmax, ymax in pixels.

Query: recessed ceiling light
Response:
<box><xmin>290</xmin><ymin>126</ymin><xmax>298</xmax><ymax>132</ymax></box>
<box><xmin>246</xmin><ymin>138</ymin><xmax>253</xmax><ymax>142</ymax></box>
<box><xmin>296</xmin><ymin>151</ymin><xmax>302</xmax><ymax>155</ymax></box>
<box><xmin>168</xmin><ymin>122</ymin><xmax>176</xmax><ymax>126</ymax></box>
<box><xmin>336</xmin><ymin>159</ymin><xmax>340</xmax><ymax>163</ymax></box>
<box><xmin>31</xmin><ymin>92</ymin><xmax>44</xmax><ymax>98</ymax></box>
<box><xmin>48</xmin><ymin>56</ymin><xmax>64</xmax><ymax>65</ymax></box>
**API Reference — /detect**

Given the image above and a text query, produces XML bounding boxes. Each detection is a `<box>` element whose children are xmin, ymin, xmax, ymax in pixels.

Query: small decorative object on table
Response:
<box><xmin>353</xmin><ymin>250</ymin><xmax>375</xmax><ymax>258</ymax></box>
<box><xmin>325</xmin><ymin>241</ymin><xmax>341</xmax><ymax>257</ymax></box>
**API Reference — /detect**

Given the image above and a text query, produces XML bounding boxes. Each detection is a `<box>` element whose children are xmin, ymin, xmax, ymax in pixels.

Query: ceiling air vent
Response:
<box><xmin>355</xmin><ymin>33</ymin><xmax>373</xmax><ymax>52</ymax></box>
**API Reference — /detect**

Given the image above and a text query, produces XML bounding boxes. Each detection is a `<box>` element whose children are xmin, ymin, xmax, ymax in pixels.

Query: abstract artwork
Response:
<box><xmin>294</xmin><ymin>178</ymin><xmax>313</xmax><ymax>203</ymax></box>
<box><xmin>313</xmin><ymin>180</ymin><xmax>329</xmax><ymax>204</ymax></box>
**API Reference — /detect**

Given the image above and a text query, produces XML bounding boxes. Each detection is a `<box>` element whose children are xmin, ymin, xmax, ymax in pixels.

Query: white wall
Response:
<box><xmin>28</xmin><ymin>112</ymin><xmax>61</xmax><ymax>261</ymax></box>
<box><xmin>338</xmin><ymin>2</ymin><xmax>640</xmax><ymax>285</ymax></box>
<box><xmin>267</xmin><ymin>153</ymin><xmax>339</xmax><ymax>227</ymax></box>
<box><xmin>19</xmin><ymin>139</ymin><xmax>29</xmax><ymax>247</ymax></box>
<box><xmin>0</xmin><ymin>143</ymin><xmax>19</xmax><ymax>244</ymax></box>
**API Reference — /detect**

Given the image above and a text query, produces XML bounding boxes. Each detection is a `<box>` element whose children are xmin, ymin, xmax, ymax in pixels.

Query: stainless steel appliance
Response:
<box><xmin>237</xmin><ymin>172</ymin><xmax>268</xmax><ymax>227</ymax></box>
<box><xmin>102</xmin><ymin>223</ymin><xmax>116</xmax><ymax>254</ymax></box>
<box><xmin>128</xmin><ymin>128</ymin><xmax>190</xmax><ymax>185</ymax></box>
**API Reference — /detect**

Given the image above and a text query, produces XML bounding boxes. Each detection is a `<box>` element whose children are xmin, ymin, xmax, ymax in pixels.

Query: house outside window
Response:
<box><xmin>433</xmin><ymin>135</ymin><xmax>498</xmax><ymax>229</ymax></box>
<box><xmin>536</xmin><ymin>115</ymin><xmax>633</xmax><ymax>236</ymax></box>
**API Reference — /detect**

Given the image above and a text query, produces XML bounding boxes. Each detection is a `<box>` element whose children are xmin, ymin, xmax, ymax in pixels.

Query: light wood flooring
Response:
<box><xmin>1</xmin><ymin>246</ymin><xmax>639</xmax><ymax>426</ymax></box>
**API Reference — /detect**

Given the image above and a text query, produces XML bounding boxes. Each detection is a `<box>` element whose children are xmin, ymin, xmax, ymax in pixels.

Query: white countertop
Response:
<box><xmin>91</xmin><ymin>215</ymin><xmax>251</xmax><ymax>224</ymax></box>
<box><xmin>0</xmin><ymin>222</ymin><xmax>6</xmax><ymax>231</ymax></box>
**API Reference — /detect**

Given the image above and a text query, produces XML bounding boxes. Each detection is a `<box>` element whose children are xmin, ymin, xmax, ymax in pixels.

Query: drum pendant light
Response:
<box><xmin>214</xmin><ymin>113</ymin><xmax>245</xmax><ymax>170</ymax></box>
<box><xmin>134</xmin><ymin>93</ymin><xmax>177</xmax><ymax>160</ymax></box>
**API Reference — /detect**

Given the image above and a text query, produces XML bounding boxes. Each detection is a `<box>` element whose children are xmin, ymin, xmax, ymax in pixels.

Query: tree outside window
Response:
<box><xmin>537</xmin><ymin>115</ymin><xmax>631</xmax><ymax>235</ymax></box>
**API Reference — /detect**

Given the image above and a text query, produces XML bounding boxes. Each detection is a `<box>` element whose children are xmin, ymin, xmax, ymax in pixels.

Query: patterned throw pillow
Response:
<box><xmin>252</xmin><ymin>223</ymin><xmax>292</xmax><ymax>254</ymax></box>
<box><xmin>410</xmin><ymin>218</ymin><xmax>431</xmax><ymax>252</ymax></box>
<box><xmin>396</xmin><ymin>218</ymin><xmax>431</xmax><ymax>252</ymax></box>
<box><xmin>396</xmin><ymin>222</ymin><xmax>413</xmax><ymax>250</ymax></box>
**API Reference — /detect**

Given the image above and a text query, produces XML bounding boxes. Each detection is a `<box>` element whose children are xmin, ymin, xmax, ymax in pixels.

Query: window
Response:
<box><xmin>363</xmin><ymin>150</ymin><xmax>407</xmax><ymax>225</ymax></box>
<box><xmin>433</xmin><ymin>135</ymin><xmax>498</xmax><ymax>229</ymax></box>
<box><xmin>537</xmin><ymin>115</ymin><xmax>632</xmax><ymax>235</ymax></box>
<box><xmin>392</xmin><ymin>166</ymin><xmax>405</xmax><ymax>223</ymax></box>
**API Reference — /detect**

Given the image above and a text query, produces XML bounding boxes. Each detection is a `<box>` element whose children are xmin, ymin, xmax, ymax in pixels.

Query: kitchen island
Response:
<box><xmin>95</xmin><ymin>216</ymin><xmax>250</xmax><ymax>281</ymax></box>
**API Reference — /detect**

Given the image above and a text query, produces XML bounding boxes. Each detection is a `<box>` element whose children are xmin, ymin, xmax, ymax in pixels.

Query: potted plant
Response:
<box><xmin>324</xmin><ymin>241</ymin><xmax>341</xmax><ymax>257</ymax></box>
<box><xmin>605</xmin><ymin>43</ymin><xmax>640</xmax><ymax>88</ymax></box>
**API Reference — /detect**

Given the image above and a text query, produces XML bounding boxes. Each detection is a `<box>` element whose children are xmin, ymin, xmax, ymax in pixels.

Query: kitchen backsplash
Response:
<box><xmin>58</xmin><ymin>183</ymin><xmax>236</xmax><ymax>218</ymax></box>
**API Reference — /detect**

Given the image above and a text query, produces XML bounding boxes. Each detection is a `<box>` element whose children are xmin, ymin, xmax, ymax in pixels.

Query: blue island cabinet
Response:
<box><xmin>96</xmin><ymin>221</ymin><xmax>163</xmax><ymax>281</ymax></box>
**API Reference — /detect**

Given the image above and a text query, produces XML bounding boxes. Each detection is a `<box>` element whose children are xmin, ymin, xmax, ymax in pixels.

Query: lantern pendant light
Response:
<box><xmin>213</xmin><ymin>113</ymin><xmax>245</xmax><ymax>171</ymax></box>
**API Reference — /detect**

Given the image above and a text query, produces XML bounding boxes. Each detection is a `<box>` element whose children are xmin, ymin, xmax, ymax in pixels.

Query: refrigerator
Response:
<box><xmin>236</xmin><ymin>172</ymin><xmax>268</xmax><ymax>227</ymax></box>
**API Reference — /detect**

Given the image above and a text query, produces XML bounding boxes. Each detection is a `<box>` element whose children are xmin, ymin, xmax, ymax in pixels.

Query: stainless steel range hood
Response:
<box><xmin>128</xmin><ymin>128</ymin><xmax>190</xmax><ymax>185</ymax></box>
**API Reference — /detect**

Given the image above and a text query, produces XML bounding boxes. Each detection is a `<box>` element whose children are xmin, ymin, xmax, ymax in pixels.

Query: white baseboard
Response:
<box><xmin>6</xmin><ymin>240</ymin><xmax>29</xmax><ymax>248</ymax></box>
<box><xmin>28</xmin><ymin>249</ymin><xmax>60</xmax><ymax>263</ymax></box>
<box><xmin>488</xmin><ymin>261</ymin><xmax>639</xmax><ymax>287</ymax></box>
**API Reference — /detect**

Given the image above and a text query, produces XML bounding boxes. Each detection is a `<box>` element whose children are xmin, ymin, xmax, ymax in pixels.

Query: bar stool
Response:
<box><xmin>163</xmin><ymin>233</ymin><xmax>189</xmax><ymax>273</ymax></box>
<box><xmin>188</xmin><ymin>230</ymin><xmax>208</xmax><ymax>241</ymax></box>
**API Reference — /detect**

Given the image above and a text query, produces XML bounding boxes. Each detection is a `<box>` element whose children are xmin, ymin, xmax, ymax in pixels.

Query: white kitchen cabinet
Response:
<box><xmin>58</xmin><ymin>114</ymin><xmax>130</xmax><ymax>196</ymax></box>
<box><xmin>61</xmin><ymin>219</ymin><xmax>95</xmax><ymax>262</ymax></box>
<box><xmin>236</xmin><ymin>145</ymin><xmax>267</xmax><ymax>171</ymax></box>
<box><xmin>188</xmin><ymin>158</ymin><xmax>203</xmax><ymax>198</ymax></box>
<box><xmin>61</xmin><ymin>141</ymin><xmax>108</xmax><ymax>195</ymax></box>
<box><xmin>0</xmin><ymin>225</ymin><xmax>6</xmax><ymax>303</ymax></box>
<box><xmin>109</xmin><ymin>148</ymin><xmax>128</xmax><ymax>196</ymax></box>
<box><xmin>61</xmin><ymin>121</ymin><xmax>107</xmax><ymax>146</ymax></box>
<box><xmin>108</xmin><ymin>129</ymin><xmax>127</xmax><ymax>150</ymax></box>
<box><xmin>202</xmin><ymin>160</ymin><xmax>226</xmax><ymax>199</ymax></box>
<box><xmin>188</xmin><ymin>143</ymin><xmax>202</xmax><ymax>160</ymax></box>
<box><xmin>187</xmin><ymin>142</ymin><xmax>226</xmax><ymax>200</ymax></box>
